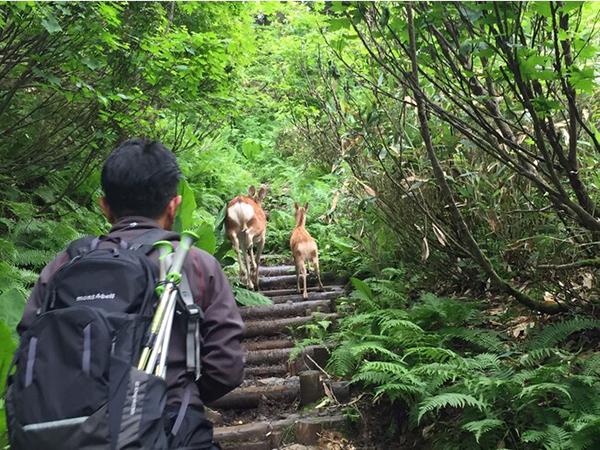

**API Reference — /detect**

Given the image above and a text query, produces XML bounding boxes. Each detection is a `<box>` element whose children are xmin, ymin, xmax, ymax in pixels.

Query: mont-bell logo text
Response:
<box><xmin>76</xmin><ymin>293</ymin><xmax>116</xmax><ymax>302</ymax></box>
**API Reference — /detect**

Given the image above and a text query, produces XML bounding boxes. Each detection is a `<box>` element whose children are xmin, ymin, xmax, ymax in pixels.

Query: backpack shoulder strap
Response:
<box><xmin>129</xmin><ymin>228</ymin><xmax>177</xmax><ymax>244</ymax></box>
<box><xmin>128</xmin><ymin>229</ymin><xmax>179</xmax><ymax>253</ymax></box>
<box><xmin>180</xmin><ymin>271</ymin><xmax>203</xmax><ymax>381</ymax></box>
<box><xmin>66</xmin><ymin>235</ymin><xmax>96</xmax><ymax>259</ymax></box>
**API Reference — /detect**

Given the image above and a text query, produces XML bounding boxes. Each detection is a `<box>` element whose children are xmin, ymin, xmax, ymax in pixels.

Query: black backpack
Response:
<box><xmin>5</xmin><ymin>229</ymin><xmax>201</xmax><ymax>450</ymax></box>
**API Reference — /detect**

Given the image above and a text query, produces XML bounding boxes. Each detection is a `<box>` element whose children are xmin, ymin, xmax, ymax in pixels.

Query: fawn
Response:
<box><xmin>225</xmin><ymin>186</ymin><xmax>267</xmax><ymax>290</ymax></box>
<box><xmin>290</xmin><ymin>202</ymin><xmax>323</xmax><ymax>299</ymax></box>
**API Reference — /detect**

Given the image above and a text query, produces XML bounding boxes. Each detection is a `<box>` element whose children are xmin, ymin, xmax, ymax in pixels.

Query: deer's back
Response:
<box><xmin>290</xmin><ymin>226</ymin><xmax>318</xmax><ymax>258</ymax></box>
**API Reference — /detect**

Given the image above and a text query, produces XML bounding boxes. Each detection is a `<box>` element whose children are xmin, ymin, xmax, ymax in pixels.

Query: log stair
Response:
<box><xmin>209</xmin><ymin>259</ymin><xmax>349</xmax><ymax>449</ymax></box>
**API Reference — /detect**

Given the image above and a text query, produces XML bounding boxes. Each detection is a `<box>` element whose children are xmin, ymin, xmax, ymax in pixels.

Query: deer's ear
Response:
<box><xmin>304</xmin><ymin>202</ymin><xmax>309</xmax><ymax>211</ymax></box>
<box><xmin>248</xmin><ymin>186</ymin><xmax>255</xmax><ymax>196</ymax></box>
<box><xmin>294</xmin><ymin>202</ymin><xmax>299</xmax><ymax>210</ymax></box>
<box><xmin>258</xmin><ymin>187</ymin><xmax>266</xmax><ymax>200</ymax></box>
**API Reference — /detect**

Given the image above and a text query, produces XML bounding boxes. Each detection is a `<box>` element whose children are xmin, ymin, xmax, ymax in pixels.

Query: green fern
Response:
<box><xmin>328</xmin><ymin>341</ymin><xmax>360</xmax><ymax>376</ymax></box>
<box><xmin>439</xmin><ymin>327</ymin><xmax>506</xmax><ymax>353</ymax></box>
<box><xmin>403</xmin><ymin>346</ymin><xmax>458</xmax><ymax>363</ymax></box>
<box><xmin>578</xmin><ymin>354</ymin><xmax>600</xmax><ymax>376</ymax></box>
<box><xmin>289</xmin><ymin>338</ymin><xmax>325</xmax><ymax>361</ymax></box>
<box><xmin>521</xmin><ymin>347</ymin><xmax>565</xmax><ymax>366</ymax></box>
<box><xmin>522</xmin><ymin>425</ymin><xmax>571</xmax><ymax>449</ymax></box>
<box><xmin>418</xmin><ymin>393</ymin><xmax>488</xmax><ymax>423</ymax></box>
<box><xmin>519</xmin><ymin>383</ymin><xmax>573</xmax><ymax>401</ymax></box>
<box><xmin>462</xmin><ymin>418</ymin><xmax>504</xmax><ymax>443</ymax></box>
<box><xmin>529</xmin><ymin>318</ymin><xmax>600</xmax><ymax>350</ymax></box>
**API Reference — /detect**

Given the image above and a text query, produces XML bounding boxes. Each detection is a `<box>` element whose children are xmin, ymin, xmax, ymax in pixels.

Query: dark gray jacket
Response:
<box><xmin>18</xmin><ymin>216</ymin><xmax>245</xmax><ymax>408</ymax></box>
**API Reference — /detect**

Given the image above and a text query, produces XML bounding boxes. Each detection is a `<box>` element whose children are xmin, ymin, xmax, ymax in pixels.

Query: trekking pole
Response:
<box><xmin>148</xmin><ymin>231</ymin><xmax>198</xmax><ymax>376</ymax></box>
<box><xmin>139</xmin><ymin>231</ymin><xmax>198</xmax><ymax>375</ymax></box>
<box><xmin>146</xmin><ymin>240</ymin><xmax>173</xmax><ymax>375</ymax></box>
<box><xmin>154</xmin><ymin>241</ymin><xmax>174</xmax><ymax>292</ymax></box>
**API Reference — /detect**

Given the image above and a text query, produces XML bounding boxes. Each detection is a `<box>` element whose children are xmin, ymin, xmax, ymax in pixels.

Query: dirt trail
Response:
<box><xmin>210</xmin><ymin>258</ymin><xmax>350</xmax><ymax>449</ymax></box>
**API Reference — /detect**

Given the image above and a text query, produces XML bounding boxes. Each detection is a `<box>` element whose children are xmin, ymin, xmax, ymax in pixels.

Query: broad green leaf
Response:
<box><xmin>0</xmin><ymin>289</ymin><xmax>26</xmax><ymax>334</ymax></box>
<box><xmin>174</xmin><ymin>178</ymin><xmax>197</xmax><ymax>233</ymax></box>
<box><xmin>350</xmin><ymin>277</ymin><xmax>373</xmax><ymax>302</ymax></box>
<box><xmin>241</xmin><ymin>138</ymin><xmax>262</xmax><ymax>160</ymax></box>
<box><xmin>232</xmin><ymin>286</ymin><xmax>273</xmax><ymax>306</ymax></box>
<box><xmin>194</xmin><ymin>222</ymin><xmax>216</xmax><ymax>255</ymax></box>
<box><xmin>41</xmin><ymin>14</ymin><xmax>62</xmax><ymax>34</ymax></box>
<box><xmin>0</xmin><ymin>319</ymin><xmax>17</xmax><ymax>439</ymax></box>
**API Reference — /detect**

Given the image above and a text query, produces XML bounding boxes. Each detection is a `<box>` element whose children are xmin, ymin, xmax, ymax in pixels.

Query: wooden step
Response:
<box><xmin>220</xmin><ymin>442</ymin><xmax>271</xmax><ymax>450</ymax></box>
<box><xmin>214</xmin><ymin>414</ymin><xmax>347</xmax><ymax>446</ymax></box>
<box><xmin>258</xmin><ymin>265</ymin><xmax>295</xmax><ymax>276</ymax></box>
<box><xmin>259</xmin><ymin>273</ymin><xmax>341</xmax><ymax>289</ymax></box>
<box><xmin>244</xmin><ymin>313</ymin><xmax>337</xmax><ymax>338</ymax></box>
<box><xmin>245</xmin><ymin>364</ymin><xmax>288</xmax><ymax>378</ymax></box>
<box><xmin>245</xmin><ymin>344</ymin><xmax>324</xmax><ymax>366</ymax></box>
<box><xmin>262</xmin><ymin>285</ymin><xmax>346</xmax><ymax>298</ymax></box>
<box><xmin>207</xmin><ymin>382</ymin><xmax>300</xmax><ymax>410</ymax></box>
<box><xmin>270</xmin><ymin>291</ymin><xmax>343</xmax><ymax>305</ymax></box>
<box><xmin>242</xmin><ymin>338</ymin><xmax>295</xmax><ymax>351</ymax></box>
<box><xmin>241</xmin><ymin>299</ymin><xmax>331</xmax><ymax>320</ymax></box>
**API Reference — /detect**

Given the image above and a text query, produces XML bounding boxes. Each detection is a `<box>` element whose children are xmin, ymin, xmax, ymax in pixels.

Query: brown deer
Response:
<box><xmin>225</xmin><ymin>186</ymin><xmax>267</xmax><ymax>290</ymax></box>
<box><xmin>290</xmin><ymin>202</ymin><xmax>323</xmax><ymax>299</ymax></box>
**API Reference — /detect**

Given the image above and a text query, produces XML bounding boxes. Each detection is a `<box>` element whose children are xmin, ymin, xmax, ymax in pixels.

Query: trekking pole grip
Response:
<box><xmin>153</xmin><ymin>241</ymin><xmax>173</xmax><ymax>294</ymax></box>
<box><xmin>167</xmin><ymin>231</ymin><xmax>199</xmax><ymax>282</ymax></box>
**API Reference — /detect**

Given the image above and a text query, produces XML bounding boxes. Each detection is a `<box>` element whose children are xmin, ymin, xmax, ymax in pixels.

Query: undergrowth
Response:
<box><xmin>301</xmin><ymin>271</ymin><xmax>600</xmax><ymax>449</ymax></box>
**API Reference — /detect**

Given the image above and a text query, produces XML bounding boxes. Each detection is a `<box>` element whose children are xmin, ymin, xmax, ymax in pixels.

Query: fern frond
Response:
<box><xmin>12</xmin><ymin>249</ymin><xmax>55</xmax><ymax>268</ymax></box>
<box><xmin>374</xmin><ymin>382</ymin><xmax>424</xmax><ymax>401</ymax></box>
<box><xmin>328</xmin><ymin>342</ymin><xmax>359</xmax><ymax>376</ymax></box>
<box><xmin>352</xmin><ymin>370</ymin><xmax>395</xmax><ymax>386</ymax></box>
<box><xmin>519</xmin><ymin>383</ymin><xmax>572</xmax><ymax>401</ymax></box>
<box><xmin>439</xmin><ymin>327</ymin><xmax>506</xmax><ymax>353</ymax></box>
<box><xmin>579</xmin><ymin>354</ymin><xmax>600</xmax><ymax>376</ymax></box>
<box><xmin>522</xmin><ymin>425</ymin><xmax>571</xmax><ymax>449</ymax></box>
<box><xmin>380</xmin><ymin>318</ymin><xmax>424</xmax><ymax>334</ymax></box>
<box><xmin>521</xmin><ymin>347</ymin><xmax>564</xmax><ymax>367</ymax></box>
<box><xmin>403</xmin><ymin>346</ymin><xmax>458</xmax><ymax>363</ymax></box>
<box><xmin>462</xmin><ymin>418</ymin><xmax>504</xmax><ymax>443</ymax></box>
<box><xmin>357</xmin><ymin>360</ymin><xmax>409</xmax><ymax>375</ymax></box>
<box><xmin>289</xmin><ymin>338</ymin><xmax>325</xmax><ymax>361</ymax></box>
<box><xmin>350</xmin><ymin>341</ymin><xmax>402</xmax><ymax>362</ymax></box>
<box><xmin>529</xmin><ymin>318</ymin><xmax>600</xmax><ymax>350</ymax></box>
<box><xmin>418</xmin><ymin>393</ymin><xmax>488</xmax><ymax>423</ymax></box>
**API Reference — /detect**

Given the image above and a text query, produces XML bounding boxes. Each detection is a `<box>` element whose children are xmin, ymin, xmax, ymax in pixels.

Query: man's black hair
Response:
<box><xmin>101</xmin><ymin>139</ymin><xmax>182</xmax><ymax>219</ymax></box>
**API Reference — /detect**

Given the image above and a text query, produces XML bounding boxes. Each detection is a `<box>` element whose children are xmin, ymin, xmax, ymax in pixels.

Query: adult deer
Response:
<box><xmin>225</xmin><ymin>186</ymin><xmax>267</xmax><ymax>290</ymax></box>
<box><xmin>290</xmin><ymin>202</ymin><xmax>323</xmax><ymax>299</ymax></box>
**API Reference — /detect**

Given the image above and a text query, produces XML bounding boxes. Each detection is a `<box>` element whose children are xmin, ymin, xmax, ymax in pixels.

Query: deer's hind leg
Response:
<box><xmin>240</xmin><ymin>236</ymin><xmax>254</xmax><ymax>290</ymax></box>
<box><xmin>230</xmin><ymin>233</ymin><xmax>247</xmax><ymax>283</ymax></box>
<box><xmin>253</xmin><ymin>232</ymin><xmax>265</xmax><ymax>291</ymax></box>
<box><xmin>312</xmin><ymin>252</ymin><xmax>324</xmax><ymax>291</ymax></box>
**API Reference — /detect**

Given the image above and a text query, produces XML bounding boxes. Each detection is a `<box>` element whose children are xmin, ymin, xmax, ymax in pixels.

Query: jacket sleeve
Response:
<box><xmin>17</xmin><ymin>251</ymin><xmax>69</xmax><ymax>336</ymax></box>
<box><xmin>194</xmin><ymin>252</ymin><xmax>245</xmax><ymax>404</ymax></box>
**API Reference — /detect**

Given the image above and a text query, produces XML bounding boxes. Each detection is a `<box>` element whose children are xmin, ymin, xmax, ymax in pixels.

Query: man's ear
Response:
<box><xmin>248</xmin><ymin>186</ymin><xmax>255</xmax><ymax>197</ymax></box>
<box><xmin>304</xmin><ymin>202</ymin><xmax>309</xmax><ymax>211</ymax></box>
<box><xmin>99</xmin><ymin>197</ymin><xmax>117</xmax><ymax>224</ymax></box>
<box><xmin>167</xmin><ymin>195</ymin><xmax>182</xmax><ymax>219</ymax></box>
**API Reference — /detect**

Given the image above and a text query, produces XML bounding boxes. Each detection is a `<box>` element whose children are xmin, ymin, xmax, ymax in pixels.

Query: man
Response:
<box><xmin>17</xmin><ymin>138</ymin><xmax>245</xmax><ymax>449</ymax></box>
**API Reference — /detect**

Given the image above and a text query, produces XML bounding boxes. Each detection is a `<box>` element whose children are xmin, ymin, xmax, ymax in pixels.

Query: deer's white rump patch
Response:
<box><xmin>227</xmin><ymin>201</ymin><xmax>255</xmax><ymax>230</ymax></box>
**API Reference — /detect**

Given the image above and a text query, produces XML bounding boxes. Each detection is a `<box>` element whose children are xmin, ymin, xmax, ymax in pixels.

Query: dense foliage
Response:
<box><xmin>2</xmin><ymin>1</ymin><xmax>600</xmax><ymax>448</ymax></box>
